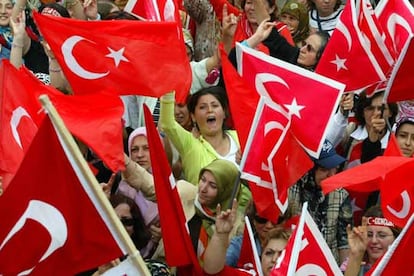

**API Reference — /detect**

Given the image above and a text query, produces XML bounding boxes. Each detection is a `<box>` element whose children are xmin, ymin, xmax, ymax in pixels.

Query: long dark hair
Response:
<box><xmin>110</xmin><ymin>194</ymin><xmax>151</xmax><ymax>250</ymax></box>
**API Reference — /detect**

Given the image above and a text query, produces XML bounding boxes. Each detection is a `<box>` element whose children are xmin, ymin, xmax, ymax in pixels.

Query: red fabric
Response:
<box><xmin>271</xmin><ymin>207</ymin><xmax>341</xmax><ymax>275</ymax></box>
<box><xmin>241</xmin><ymin>100</ymin><xmax>312</xmax><ymax>216</ymax></box>
<box><xmin>384</xmin><ymin>134</ymin><xmax>403</xmax><ymax>157</ymax></box>
<box><xmin>239</xmin><ymin>44</ymin><xmax>343</xmax><ymax>158</ymax></box>
<box><xmin>357</xmin><ymin>0</ymin><xmax>396</xmax><ymax>73</ymax></box>
<box><xmin>380</xmin><ymin>161</ymin><xmax>414</xmax><ymax>228</ymax></box>
<box><xmin>376</xmin><ymin>0</ymin><xmax>414</xmax><ymax>56</ymax></box>
<box><xmin>47</xmin><ymin>91</ymin><xmax>125</xmax><ymax>173</ymax></box>
<box><xmin>204</xmin><ymin>265</ymin><xmax>255</xmax><ymax>276</ymax></box>
<box><xmin>366</xmin><ymin>213</ymin><xmax>414</xmax><ymax>275</ymax></box>
<box><xmin>143</xmin><ymin>105</ymin><xmax>202</xmax><ymax>272</ymax></box>
<box><xmin>237</xmin><ymin>220</ymin><xmax>261</xmax><ymax>274</ymax></box>
<box><xmin>384</xmin><ymin>36</ymin><xmax>414</xmax><ymax>103</ymax></box>
<box><xmin>316</xmin><ymin>0</ymin><xmax>390</xmax><ymax>92</ymax></box>
<box><xmin>33</xmin><ymin>12</ymin><xmax>191</xmax><ymax>103</ymax></box>
<box><xmin>0</xmin><ymin>117</ymin><xmax>124</xmax><ymax>275</ymax></box>
<box><xmin>220</xmin><ymin>43</ymin><xmax>257</xmax><ymax>152</ymax></box>
<box><xmin>0</xmin><ymin>61</ymin><xmax>45</xmax><ymax>190</ymax></box>
<box><xmin>209</xmin><ymin>0</ymin><xmax>241</xmax><ymax>21</ymax></box>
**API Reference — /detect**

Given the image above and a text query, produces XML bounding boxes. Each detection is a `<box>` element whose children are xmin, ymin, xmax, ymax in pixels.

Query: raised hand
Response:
<box><xmin>215</xmin><ymin>199</ymin><xmax>238</xmax><ymax>235</ymax></box>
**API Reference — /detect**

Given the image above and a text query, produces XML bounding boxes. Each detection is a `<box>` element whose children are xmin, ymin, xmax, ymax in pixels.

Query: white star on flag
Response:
<box><xmin>284</xmin><ymin>98</ymin><xmax>305</xmax><ymax>119</ymax></box>
<box><xmin>330</xmin><ymin>54</ymin><xmax>348</xmax><ymax>71</ymax></box>
<box><xmin>351</xmin><ymin>197</ymin><xmax>363</xmax><ymax>214</ymax></box>
<box><xmin>106</xmin><ymin>47</ymin><xmax>129</xmax><ymax>67</ymax></box>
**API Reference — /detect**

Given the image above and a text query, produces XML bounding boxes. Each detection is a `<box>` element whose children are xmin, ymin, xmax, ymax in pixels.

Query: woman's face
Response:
<box><xmin>297</xmin><ymin>33</ymin><xmax>321</xmax><ymax>69</ymax></box>
<box><xmin>366</xmin><ymin>225</ymin><xmax>395</xmax><ymax>264</ymax></box>
<box><xmin>244</xmin><ymin>0</ymin><xmax>274</xmax><ymax>27</ymax></box>
<box><xmin>261</xmin><ymin>238</ymin><xmax>287</xmax><ymax>276</ymax></box>
<box><xmin>175</xmin><ymin>103</ymin><xmax>192</xmax><ymax>130</ymax></box>
<box><xmin>115</xmin><ymin>203</ymin><xmax>134</xmax><ymax>236</ymax></box>
<box><xmin>280</xmin><ymin>13</ymin><xmax>300</xmax><ymax>35</ymax></box>
<box><xmin>191</xmin><ymin>94</ymin><xmax>226</xmax><ymax>137</ymax></box>
<box><xmin>396</xmin><ymin>123</ymin><xmax>414</xmax><ymax>157</ymax></box>
<box><xmin>198</xmin><ymin>170</ymin><xmax>218</xmax><ymax>207</ymax></box>
<box><xmin>254</xmin><ymin>216</ymin><xmax>278</xmax><ymax>242</ymax></box>
<box><xmin>363</xmin><ymin>96</ymin><xmax>391</xmax><ymax>129</ymax></box>
<box><xmin>312</xmin><ymin>0</ymin><xmax>337</xmax><ymax>17</ymax></box>
<box><xmin>0</xmin><ymin>0</ymin><xmax>12</xmax><ymax>27</ymax></box>
<box><xmin>130</xmin><ymin>135</ymin><xmax>151</xmax><ymax>170</ymax></box>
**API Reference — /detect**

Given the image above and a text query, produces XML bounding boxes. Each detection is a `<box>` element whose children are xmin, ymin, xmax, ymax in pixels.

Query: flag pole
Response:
<box><xmin>39</xmin><ymin>95</ymin><xmax>150</xmax><ymax>275</ymax></box>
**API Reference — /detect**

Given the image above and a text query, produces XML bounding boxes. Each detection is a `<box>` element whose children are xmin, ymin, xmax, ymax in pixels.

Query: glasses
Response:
<box><xmin>254</xmin><ymin>215</ymin><xmax>268</xmax><ymax>224</ymax></box>
<box><xmin>367</xmin><ymin>231</ymin><xmax>393</xmax><ymax>240</ymax></box>
<box><xmin>301</xmin><ymin>40</ymin><xmax>316</xmax><ymax>53</ymax></box>
<box><xmin>120</xmin><ymin>217</ymin><xmax>135</xmax><ymax>227</ymax></box>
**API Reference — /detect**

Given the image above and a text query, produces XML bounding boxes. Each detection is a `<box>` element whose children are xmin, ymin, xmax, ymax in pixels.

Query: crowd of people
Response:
<box><xmin>0</xmin><ymin>0</ymin><xmax>413</xmax><ymax>275</ymax></box>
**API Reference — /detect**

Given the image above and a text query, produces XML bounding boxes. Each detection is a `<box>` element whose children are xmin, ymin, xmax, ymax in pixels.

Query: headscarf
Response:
<box><xmin>195</xmin><ymin>159</ymin><xmax>240</xmax><ymax>220</ymax></box>
<box><xmin>281</xmin><ymin>0</ymin><xmax>309</xmax><ymax>44</ymax></box>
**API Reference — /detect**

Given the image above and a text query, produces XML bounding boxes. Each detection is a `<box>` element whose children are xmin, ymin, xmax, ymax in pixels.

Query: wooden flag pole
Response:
<box><xmin>39</xmin><ymin>95</ymin><xmax>150</xmax><ymax>275</ymax></box>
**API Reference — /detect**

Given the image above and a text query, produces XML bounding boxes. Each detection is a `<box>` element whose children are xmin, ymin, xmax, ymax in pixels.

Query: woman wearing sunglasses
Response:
<box><xmin>342</xmin><ymin>205</ymin><xmax>401</xmax><ymax>276</ymax></box>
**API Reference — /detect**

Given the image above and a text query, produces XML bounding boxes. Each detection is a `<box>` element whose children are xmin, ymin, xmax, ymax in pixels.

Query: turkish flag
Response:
<box><xmin>0</xmin><ymin>117</ymin><xmax>126</xmax><ymax>275</ymax></box>
<box><xmin>316</xmin><ymin>0</ymin><xmax>389</xmax><ymax>92</ymax></box>
<box><xmin>384</xmin><ymin>134</ymin><xmax>403</xmax><ymax>157</ymax></box>
<box><xmin>384</xmin><ymin>36</ymin><xmax>414</xmax><ymax>103</ymax></box>
<box><xmin>357</xmin><ymin>0</ymin><xmax>396</xmax><ymax>72</ymax></box>
<box><xmin>366</xmin><ymin>212</ymin><xmax>414</xmax><ymax>276</ymax></box>
<box><xmin>209</xmin><ymin>0</ymin><xmax>242</xmax><ymax>21</ymax></box>
<box><xmin>0</xmin><ymin>60</ymin><xmax>45</xmax><ymax>190</ymax></box>
<box><xmin>271</xmin><ymin>204</ymin><xmax>342</xmax><ymax>276</ymax></box>
<box><xmin>124</xmin><ymin>0</ymin><xmax>182</xmax><ymax>26</ymax></box>
<box><xmin>380</xmin><ymin>160</ymin><xmax>414</xmax><ymax>228</ymax></box>
<box><xmin>143</xmin><ymin>105</ymin><xmax>202</xmax><ymax>272</ymax></box>
<box><xmin>238</xmin><ymin>43</ymin><xmax>344</xmax><ymax>158</ymax></box>
<box><xmin>33</xmin><ymin>12</ymin><xmax>191</xmax><ymax>103</ymax></box>
<box><xmin>376</xmin><ymin>0</ymin><xmax>414</xmax><ymax>56</ymax></box>
<box><xmin>237</xmin><ymin>217</ymin><xmax>262</xmax><ymax>275</ymax></box>
<box><xmin>241</xmin><ymin>98</ymin><xmax>312</xmax><ymax>216</ymax></box>
<box><xmin>220</xmin><ymin>44</ymin><xmax>257</xmax><ymax>152</ymax></box>
<box><xmin>48</xmin><ymin>91</ymin><xmax>125</xmax><ymax>173</ymax></box>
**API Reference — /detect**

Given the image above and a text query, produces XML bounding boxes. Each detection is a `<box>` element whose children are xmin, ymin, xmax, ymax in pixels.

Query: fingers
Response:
<box><xmin>107</xmin><ymin>173</ymin><xmax>116</xmax><ymax>190</ymax></box>
<box><xmin>222</xmin><ymin>3</ymin><xmax>228</xmax><ymax>19</ymax></box>
<box><xmin>216</xmin><ymin>203</ymin><xmax>222</xmax><ymax>215</ymax></box>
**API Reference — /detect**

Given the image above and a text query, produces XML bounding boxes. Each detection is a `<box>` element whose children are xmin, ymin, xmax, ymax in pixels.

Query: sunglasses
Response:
<box><xmin>120</xmin><ymin>217</ymin><xmax>135</xmax><ymax>226</ymax></box>
<box><xmin>301</xmin><ymin>40</ymin><xmax>315</xmax><ymax>53</ymax></box>
<box><xmin>254</xmin><ymin>215</ymin><xmax>268</xmax><ymax>224</ymax></box>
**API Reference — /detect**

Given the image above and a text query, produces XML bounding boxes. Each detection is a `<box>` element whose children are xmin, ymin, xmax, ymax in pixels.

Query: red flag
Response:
<box><xmin>209</xmin><ymin>0</ymin><xmax>242</xmax><ymax>22</ymax></box>
<box><xmin>220</xmin><ymin>43</ymin><xmax>257</xmax><ymax>152</ymax></box>
<box><xmin>33</xmin><ymin>12</ymin><xmax>191</xmax><ymax>103</ymax></box>
<box><xmin>0</xmin><ymin>117</ymin><xmax>127</xmax><ymax>275</ymax></box>
<box><xmin>376</xmin><ymin>0</ymin><xmax>414</xmax><ymax>55</ymax></box>
<box><xmin>384</xmin><ymin>36</ymin><xmax>414</xmax><ymax>103</ymax></box>
<box><xmin>384</xmin><ymin>134</ymin><xmax>403</xmax><ymax>156</ymax></box>
<box><xmin>0</xmin><ymin>60</ymin><xmax>45</xmax><ymax>189</ymax></box>
<box><xmin>271</xmin><ymin>203</ymin><xmax>342</xmax><ymax>276</ymax></box>
<box><xmin>237</xmin><ymin>217</ymin><xmax>262</xmax><ymax>275</ymax></box>
<box><xmin>316</xmin><ymin>0</ymin><xmax>389</xmax><ymax>92</ymax></box>
<box><xmin>143</xmin><ymin>105</ymin><xmax>201</xmax><ymax>272</ymax></box>
<box><xmin>321</xmin><ymin>156</ymin><xmax>411</xmax><ymax>194</ymax></box>
<box><xmin>48</xmin><ymin>92</ymin><xmax>125</xmax><ymax>173</ymax></box>
<box><xmin>357</xmin><ymin>0</ymin><xmax>396</xmax><ymax>72</ymax></box>
<box><xmin>124</xmin><ymin>0</ymin><xmax>181</xmax><ymax>22</ymax></box>
<box><xmin>380</xmin><ymin>160</ymin><xmax>414</xmax><ymax>228</ymax></box>
<box><xmin>366</xmin><ymin>212</ymin><xmax>414</xmax><ymax>276</ymax></box>
<box><xmin>238</xmin><ymin>43</ymin><xmax>344</xmax><ymax>158</ymax></box>
<box><xmin>241</xmin><ymin>98</ymin><xmax>312</xmax><ymax>217</ymax></box>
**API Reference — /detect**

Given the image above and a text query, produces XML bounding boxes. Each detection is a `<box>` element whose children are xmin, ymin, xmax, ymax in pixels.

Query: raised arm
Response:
<box><xmin>203</xmin><ymin>199</ymin><xmax>238</xmax><ymax>274</ymax></box>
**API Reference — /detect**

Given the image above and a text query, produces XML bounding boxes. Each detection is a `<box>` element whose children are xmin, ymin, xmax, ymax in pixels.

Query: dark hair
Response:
<box><xmin>262</xmin><ymin>226</ymin><xmax>291</xmax><ymax>248</ymax></box>
<box><xmin>241</xmin><ymin>0</ymin><xmax>277</xmax><ymax>20</ymax></box>
<box><xmin>310</xmin><ymin>0</ymin><xmax>342</xmax><ymax>12</ymax></box>
<box><xmin>187</xmin><ymin>86</ymin><xmax>230</xmax><ymax>128</ymax></box>
<box><xmin>314</xmin><ymin>30</ymin><xmax>330</xmax><ymax>64</ymax></box>
<box><xmin>110</xmin><ymin>194</ymin><xmax>151</xmax><ymax>250</ymax></box>
<box><xmin>354</xmin><ymin>91</ymin><xmax>398</xmax><ymax>126</ymax></box>
<box><xmin>38</xmin><ymin>3</ymin><xmax>71</xmax><ymax>18</ymax></box>
<box><xmin>364</xmin><ymin>205</ymin><xmax>401</xmax><ymax>238</ymax></box>
<box><xmin>98</xmin><ymin>1</ymin><xmax>120</xmax><ymax>20</ymax></box>
<box><xmin>104</xmin><ymin>10</ymin><xmax>138</xmax><ymax>20</ymax></box>
<box><xmin>396</xmin><ymin>117</ymin><xmax>414</xmax><ymax>135</ymax></box>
